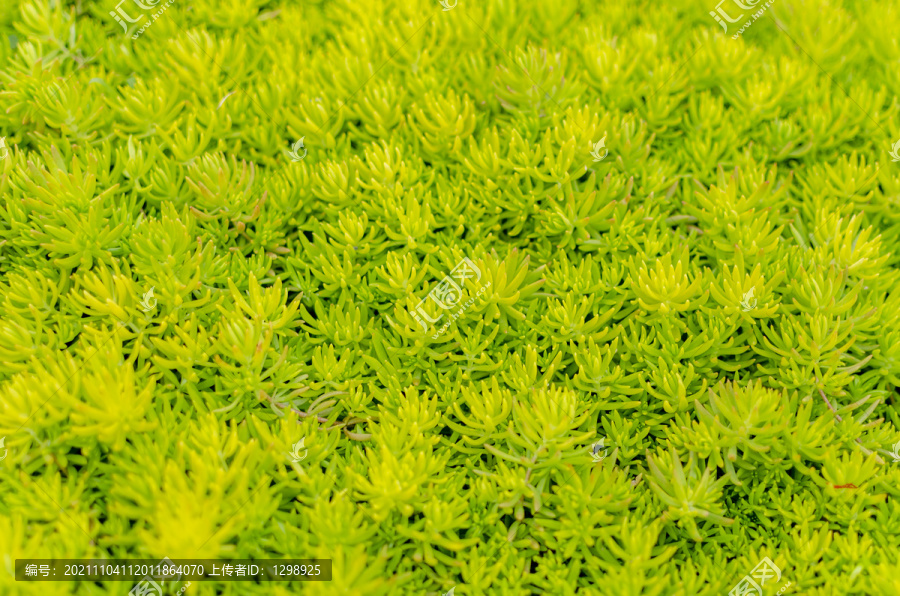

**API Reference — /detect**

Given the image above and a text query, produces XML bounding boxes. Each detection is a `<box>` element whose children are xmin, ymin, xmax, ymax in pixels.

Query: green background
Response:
<box><xmin>1</xmin><ymin>0</ymin><xmax>900</xmax><ymax>593</ymax></box>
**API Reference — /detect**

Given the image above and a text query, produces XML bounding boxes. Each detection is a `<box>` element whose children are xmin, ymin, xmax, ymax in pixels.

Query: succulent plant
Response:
<box><xmin>1</xmin><ymin>0</ymin><xmax>900</xmax><ymax>595</ymax></box>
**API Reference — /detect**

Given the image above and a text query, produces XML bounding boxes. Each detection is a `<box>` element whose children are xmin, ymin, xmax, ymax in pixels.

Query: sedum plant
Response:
<box><xmin>1</xmin><ymin>0</ymin><xmax>900</xmax><ymax>595</ymax></box>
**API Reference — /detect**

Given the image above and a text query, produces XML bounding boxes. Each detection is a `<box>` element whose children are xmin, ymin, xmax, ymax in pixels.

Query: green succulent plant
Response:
<box><xmin>1</xmin><ymin>0</ymin><xmax>900</xmax><ymax>595</ymax></box>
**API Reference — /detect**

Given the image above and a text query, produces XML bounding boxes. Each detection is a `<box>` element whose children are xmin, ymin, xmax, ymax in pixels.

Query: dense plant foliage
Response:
<box><xmin>1</xmin><ymin>0</ymin><xmax>900</xmax><ymax>594</ymax></box>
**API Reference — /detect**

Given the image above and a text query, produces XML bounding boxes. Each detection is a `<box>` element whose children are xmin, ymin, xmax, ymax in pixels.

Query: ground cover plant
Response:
<box><xmin>1</xmin><ymin>0</ymin><xmax>900</xmax><ymax>594</ymax></box>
